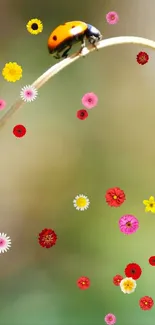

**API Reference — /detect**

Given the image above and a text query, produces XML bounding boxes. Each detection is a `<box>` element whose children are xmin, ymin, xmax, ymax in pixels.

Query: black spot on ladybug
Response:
<box><xmin>53</xmin><ymin>35</ymin><xmax>57</xmax><ymax>41</ymax></box>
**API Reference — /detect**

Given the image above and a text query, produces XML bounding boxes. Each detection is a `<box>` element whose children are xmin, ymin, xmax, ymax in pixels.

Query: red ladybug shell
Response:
<box><xmin>48</xmin><ymin>21</ymin><xmax>88</xmax><ymax>51</ymax></box>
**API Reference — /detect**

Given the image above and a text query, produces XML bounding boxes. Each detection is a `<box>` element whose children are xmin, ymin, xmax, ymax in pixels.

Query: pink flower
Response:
<box><xmin>119</xmin><ymin>215</ymin><xmax>139</xmax><ymax>235</ymax></box>
<box><xmin>106</xmin><ymin>11</ymin><xmax>119</xmax><ymax>25</ymax></box>
<box><xmin>20</xmin><ymin>85</ymin><xmax>38</xmax><ymax>102</ymax></box>
<box><xmin>0</xmin><ymin>99</ymin><xmax>6</xmax><ymax>110</ymax></box>
<box><xmin>0</xmin><ymin>233</ymin><xmax>11</xmax><ymax>253</ymax></box>
<box><xmin>81</xmin><ymin>92</ymin><xmax>98</xmax><ymax>109</ymax></box>
<box><xmin>104</xmin><ymin>313</ymin><xmax>116</xmax><ymax>325</ymax></box>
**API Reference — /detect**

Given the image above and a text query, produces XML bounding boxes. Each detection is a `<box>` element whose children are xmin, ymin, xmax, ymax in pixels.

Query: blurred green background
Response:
<box><xmin>1</xmin><ymin>0</ymin><xmax>155</xmax><ymax>324</ymax></box>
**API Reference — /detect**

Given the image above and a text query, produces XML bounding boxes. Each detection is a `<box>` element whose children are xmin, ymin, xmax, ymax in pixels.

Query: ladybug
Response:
<box><xmin>47</xmin><ymin>21</ymin><xmax>102</xmax><ymax>59</ymax></box>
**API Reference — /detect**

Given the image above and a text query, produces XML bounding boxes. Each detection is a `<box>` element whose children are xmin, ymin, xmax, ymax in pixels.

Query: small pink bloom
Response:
<box><xmin>82</xmin><ymin>92</ymin><xmax>98</xmax><ymax>109</ymax></box>
<box><xmin>20</xmin><ymin>85</ymin><xmax>38</xmax><ymax>102</ymax></box>
<box><xmin>0</xmin><ymin>233</ymin><xmax>11</xmax><ymax>253</ymax></box>
<box><xmin>106</xmin><ymin>11</ymin><xmax>119</xmax><ymax>25</ymax></box>
<box><xmin>0</xmin><ymin>99</ymin><xmax>6</xmax><ymax>110</ymax></box>
<box><xmin>105</xmin><ymin>313</ymin><xmax>116</xmax><ymax>325</ymax></box>
<box><xmin>119</xmin><ymin>214</ymin><xmax>139</xmax><ymax>235</ymax></box>
<box><xmin>0</xmin><ymin>238</ymin><xmax>6</xmax><ymax>247</ymax></box>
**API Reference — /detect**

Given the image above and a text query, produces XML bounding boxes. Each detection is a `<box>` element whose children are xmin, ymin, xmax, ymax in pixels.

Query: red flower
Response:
<box><xmin>13</xmin><ymin>124</ymin><xmax>26</xmax><ymax>138</ymax></box>
<box><xmin>136</xmin><ymin>51</ymin><xmax>149</xmax><ymax>65</ymax></box>
<box><xmin>76</xmin><ymin>109</ymin><xmax>88</xmax><ymax>120</ymax></box>
<box><xmin>139</xmin><ymin>296</ymin><xmax>154</xmax><ymax>310</ymax></box>
<box><xmin>149</xmin><ymin>256</ymin><xmax>155</xmax><ymax>266</ymax></box>
<box><xmin>38</xmin><ymin>228</ymin><xmax>57</xmax><ymax>248</ymax></box>
<box><xmin>125</xmin><ymin>263</ymin><xmax>142</xmax><ymax>280</ymax></box>
<box><xmin>105</xmin><ymin>187</ymin><xmax>126</xmax><ymax>207</ymax></box>
<box><xmin>113</xmin><ymin>274</ymin><xmax>123</xmax><ymax>286</ymax></box>
<box><xmin>77</xmin><ymin>276</ymin><xmax>90</xmax><ymax>290</ymax></box>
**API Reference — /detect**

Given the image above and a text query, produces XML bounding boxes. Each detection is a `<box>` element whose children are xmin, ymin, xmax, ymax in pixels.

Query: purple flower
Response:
<box><xmin>119</xmin><ymin>215</ymin><xmax>139</xmax><ymax>235</ymax></box>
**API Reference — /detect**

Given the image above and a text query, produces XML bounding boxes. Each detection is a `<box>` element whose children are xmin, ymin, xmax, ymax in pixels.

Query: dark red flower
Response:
<box><xmin>105</xmin><ymin>187</ymin><xmax>126</xmax><ymax>207</ymax></box>
<box><xmin>136</xmin><ymin>51</ymin><xmax>149</xmax><ymax>65</ymax></box>
<box><xmin>13</xmin><ymin>124</ymin><xmax>26</xmax><ymax>138</ymax></box>
<box><xmin>139</xmin><ymin>296</ymin><xmax>154</xmax><ymax>310</ymax></box>
<box><xmin>113</xmin><ymin>274</ymin><xmax>123</xmax><ymax>286</ymax></box>
<box><xmin>125</xmin><ymin>263</ymin><xmax>142</xmax><ymax>280</ymax></box>
<box><xmin>77</xmin><ymin>276</ymin><xmax>90</xmax><ymax>290</ymax></box>
<box><xmin>38</xmin><ymin>228</ymin><xmax>57</xmax><ymax>248</ymax></box>
<box><xmin>149</xmin><ymin>256</ymin><xmax>155</xmax><ymax>266</ymax></box>
<box><xmin>76</xmin><ymin>109</ymin><xmax>88</xmax><ymax>120</ymax></box>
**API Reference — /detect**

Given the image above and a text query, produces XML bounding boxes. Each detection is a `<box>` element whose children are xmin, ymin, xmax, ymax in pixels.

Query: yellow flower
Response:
<box><xmin>2</xmin><ymin>62</ymin><xmax>22</xmax><ymax>82</ymax></box>
<box><xmin>26</xmin><ymin>18</ymin><xmax>43</xmax><ymax>35</ymax></box>
<box><xmin>120</xmin><ymin>277</ymin><xmax>136</xmax><ymax>294</ymax></box>
<box><xmin>143</xmin><ymin>196</ymin><xmax>155</xmax><ymax>213</ymax></box>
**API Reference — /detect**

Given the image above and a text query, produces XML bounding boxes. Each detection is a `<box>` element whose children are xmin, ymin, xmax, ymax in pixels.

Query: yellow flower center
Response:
<box><xmin>76</xmin><ymin>197</ymin><xmax>87</xmax><ymax>208</ymax></box>
<box><xmin>113</xmin><ymin>195</ymin><xmax>117</xmax><ymax>199</ymax></box>
<box><xmin>44</xmin><ymin>235</ymin><xmax>52</xmax><ymax>242</ymax></box>
<box><xmin>9</xmin><ymin>69</ymin><xmax>16</xmax><ymax>75</ymax></box>
<box><xmin>123</xmin><ymin>279</ymin><xmax>134</xmax><ymax>291</ymax></box>
<box><xmin>145</xmin><ymin>302</ymin><xmax>148</xmax><ymax>305</ymax></box>
<box><xmin>82</xmin><ymin>281</ymin><xmax>85</xmax><ymax>285</ymax></box>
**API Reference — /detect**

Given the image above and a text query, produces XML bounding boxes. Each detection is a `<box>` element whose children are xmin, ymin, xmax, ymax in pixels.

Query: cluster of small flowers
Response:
<box><xmin>72</xmin><ymin>189</ymin><xmax>155</xmax><ymax>322</ymax></box>
<box><xmin>112</xmin><ymin>261</ymin><xmax>154</xmax><ymax>312</ymax></box>
<box><xmin>76</xmin><ymin>92</ymin><xmax>98</xmax><ymax>120</ymax></box>
<box><xmin>0</xmin><ymin>18</ymin><xmax>43</xmax><ymax>136</ymax></box>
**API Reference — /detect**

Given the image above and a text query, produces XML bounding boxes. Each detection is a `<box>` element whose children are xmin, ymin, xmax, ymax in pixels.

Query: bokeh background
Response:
<box><xmin>1</xmin><ymin>0</ymin><xmax>155</xmax><ymax>324</ymax></box>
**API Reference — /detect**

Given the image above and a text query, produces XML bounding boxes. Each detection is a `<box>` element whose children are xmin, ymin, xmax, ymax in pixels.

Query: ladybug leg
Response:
<box><xmin>93</xmin><ymin>44</ymin><xmax>98</xmax><ymax>51</ymax></box>
<box><xmin>62</xmin><ymin>45</ymin><xmax>72</xmax><ymax>58</ymax></box>
<box><xmin>53</xmin><ymin>52</ymin><xmax>61</xmax><ymax>59</ymax></box>
<box><xmin>88</xmin><ymin>36</ymin><xmax>99</xmax><ymax>50</ymax></box>
<box><xmin>78</xmin><ymin>38</ymin><xmax>86</xmax><ymax>57</ymax></box>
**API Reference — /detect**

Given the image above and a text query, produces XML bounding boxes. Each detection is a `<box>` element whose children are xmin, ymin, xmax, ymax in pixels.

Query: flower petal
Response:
<box><xmin>143</xmin><ymin>200</ymin><xmax>149</xmax><ymax>205</ymax></box>
<box><xmin>145</xmin><ymin>206</ymin><xmax>151</xmax><ymax>212</ymax></box>
<box><xmin>149</xmin><ymin>196</ymin><xmax>155</xmax><ymax>202</ymax></box>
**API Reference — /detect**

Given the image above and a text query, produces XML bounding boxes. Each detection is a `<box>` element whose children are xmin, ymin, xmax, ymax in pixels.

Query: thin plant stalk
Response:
<box><xmin>0</xmin><ymin>36</ymin><xmax>155</xmax><ymax>129</ymax></box>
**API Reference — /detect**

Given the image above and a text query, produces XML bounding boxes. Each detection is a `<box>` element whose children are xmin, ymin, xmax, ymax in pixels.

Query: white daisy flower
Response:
<box><xmin>0</xmin><ymin>233</ymin><xmax>11</xmax><ymax>253</ymax></box>
<box><xmin>73</xmin><ymin>194</ymin><xmax>90</xmax><ymax>211</ymax></box>
<box><xmin>20</xmin><ymin>85</ymin><xmax>38</xmax><ymax>102</ymax></box>
<box><xmin>120</xmin><ymin>277</ymin><xmax>137</xmax><ymax>294</ymax></box>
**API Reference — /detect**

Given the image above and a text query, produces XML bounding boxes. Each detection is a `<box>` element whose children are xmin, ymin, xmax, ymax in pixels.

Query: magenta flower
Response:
<box><xmin>0</xmin><ymin>99</ymin><xmax>6</xmax><ymax>110</ymax></box>
<box><xmin>104</xmin><ymin>313</ymin><xmax>116</xmax><ymax>325</ymax></box>
<box><xmin>81</xmin><ymin>92</ymin><xmax>98</xmax><ymax>109</ymax></box>
<box><xmin>119</xmin><ymin>215</ymin><xmax>139</xmax><ymax>235</ymax></box>
<box><xmin>106</xmin><ymin>11</ymin><xmax>119</xmax><ymax>25</ymax></box>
